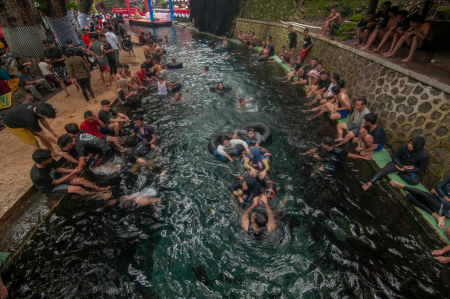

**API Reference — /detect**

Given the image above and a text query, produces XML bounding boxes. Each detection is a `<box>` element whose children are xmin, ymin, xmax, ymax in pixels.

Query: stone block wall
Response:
<box><xmin>235</xmin><ymin>18</ymin><xmax>450</xmax><ymax>189</ymax></box>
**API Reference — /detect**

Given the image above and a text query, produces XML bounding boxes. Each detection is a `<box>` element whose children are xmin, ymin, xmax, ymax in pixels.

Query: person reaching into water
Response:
<box><xmin>30</xmin><ymin>149</ymin><xmax>111</xmax><ymax>198</ymax></box>
<box><xmin>244</xmin><ymin>147</ymin><xmax>270</xmax><ymax>179</ymax></box>
<box><xmin>232</xmin><ymin>127</ymin><xmax>262</xmax><ymax>147</ymax></box>
<box><xmin>108</xmin><ymin>189</ymin><xmax>161</xmax><ymax>211</ymax></box>
<box><xmin>235</xmin><ymin>92</ymin><xmax>254</xmax><ymax>108</ymax></box>
<box><xmin>217</xmin><ymin>138</ymin><xmax>251</xmax><ymax>162</ymax></box>
<box><xmin>363</xmin><ymin>136</ymin><xmax>429</xmax><ymax>191</ymax></box>
<box><xmin>300</xmin><ymin>136</ymin><xmax>371</xmax><ymax>171</ymax></box>
<box><xmin>240</xmin><ymin>194</ymin><xmax>277</xmax><ymax>238</ymax></box>
<box><xmin>157</xmin><ymin>75</ymin><xmax>181</xmax><ymax>96</ymax></box>
<box><xmin>130</xmin><ymin>115</ymin><xmax>157</xmax><ymax>143</ymax></box>
<box><xmin>229</xmin><ymin>175</ymin><xmax>264</xmax><ymax>209</ymax></box>
<box><xmin>130</xmin><ymin>141</ymin><xmax>157</xmax><ymax>164</ymax></box>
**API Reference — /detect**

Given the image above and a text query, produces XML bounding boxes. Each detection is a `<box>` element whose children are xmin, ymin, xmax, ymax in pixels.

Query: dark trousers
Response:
<box><xmin>107</xmin><ymin>57</ymin><xmax>117</xmax><ymax>75</ymax></box>
<box><xmin>370</xmin><ymin>161</ymin><xmax>421</xmax><ymax>185</ymax></box>
<box><xmin>122</xmin><ymin>97</ymin><xmax>142</xmax><ymax>109</ymax></box>
<box><xmin>76</xmin><ymin>78</ymin><xmax>95</xmax><ymax>102</ymax></box>
<box><xmin>404</xmin><ymin>187</ymin><xmax>441</xmax><ymax>215</ymax></box>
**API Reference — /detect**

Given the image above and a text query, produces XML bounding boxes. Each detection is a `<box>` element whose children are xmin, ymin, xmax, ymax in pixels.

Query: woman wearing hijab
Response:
<box><xmin>117</xmin><ymin>78</ymin><xmax>143</xmax><ymax>110</ymax></box>
<box><xmin>229</xmin><ymin>175</ymin><xmax>264</xmax><ymax>209</ymax></box>
<box><xmin>244</xmin><ymin>147</ymin><xmax>270</xmax><ymax>180</ymax></box>
<box><xmin>363</xmin><ymin>136</ymin><xmax>430</xmax><ymax>190</ymax></box>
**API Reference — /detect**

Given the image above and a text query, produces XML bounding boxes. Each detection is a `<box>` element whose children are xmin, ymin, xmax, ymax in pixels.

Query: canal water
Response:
<box><xmin>2</xmin><ymin>27</ymin><xmax>450</xmax><ymax>298</ymax></box>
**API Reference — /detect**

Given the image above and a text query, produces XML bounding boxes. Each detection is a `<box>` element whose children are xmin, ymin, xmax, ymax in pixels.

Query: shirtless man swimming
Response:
<box><xmin>317</xmin><ymin>8</ymin><xmax>342</xmax><ymax>37</ymax></box>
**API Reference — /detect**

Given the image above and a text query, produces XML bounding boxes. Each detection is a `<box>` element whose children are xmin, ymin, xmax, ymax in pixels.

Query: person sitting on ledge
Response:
<box><xmin>335</xmin><ymin>97</ymin><xmax>371</xmax><ymax>146</ymax></box>
<box><xmin>130</xmin><ymin>140</ymin><xmax>157</xmax><ymax>164</ymax></box>
<box><xmin>301</xmin><ymin>86</ymin><xmax>351</xmax><ymax>121</ymax></box>
<box><xmin>382</xmin><ymin>14</ymin><xmax>434</xmax><ymax>62</ymax></box>
<box><xmin>232</xmin><ymin>127</ymin><xmax>261</xmax><ymax>147</ymax></box>
<box><xmin>266</xmin><ymin>39</ymin><xmax>275</xmax><ymax>56</ymax></box>
<box><xmin>360</xmin><ymin>6</ymin><xmax>399</xmax><ymax>50</ymax></box>
<box><xmin>217</xmin><ymin>137</ymin><xmax>251</xmax><ymax>162</ymax></box>
<box><xmin>300</xmin><ymin>136</ymin><xmax>371</xmax><ymax>171</ymax></box>
<box><xmin>30</xmin><ymin>148</ymin><xmax>111</xmax><ymax>198</ymax></box>
<box><xmin>80</xmin><ymin>110</ymin><xmax>127</xmax><ymax>152</ymax></box>
<box><xmin>290</xmin><ymin>58</ymin><xmax>318</xmax><ymax>86</ymax></box>
<box><xmin>352</xmin><ymin>11</ymin><xmax>376</xmax><ymax>46</ymax></box>
<box><xmin>278</xmin><ymin>46</ymin><xmax>291</xmax><ymax>64</ymax></box>
<box><xmin>317</xmin><ymin>8</ymin><xmax>342</xmax><ymax>37</ymax></box>
<box><xmin>355</xmin><ymin>113</ymin><xmax>386</xmax><ymax>158</ymax></box>
<box><xmin>98</xmin><ymin>100</ymin><xmax>131</xmax><ymax>136</ymax></box>
<box><xmin>305</xmin><ymin>70</ymin><xmax>331</xmax><ymax>99</ymax></box>
<box><xmin>240</xmin><ymin>194</ymin><xmax>277</xmax><ymax>239</ymax></box>
<box><xmin>304</xmin><ymin>73</ymin><xmax>339</xmax><ymax>106</ymax></box>
<box><xmin>258</xmin><ymin>41</ymin><xmax>267</xmax><ymax>55</ymax></box>
<box><xmin>305</xmin><ymin>61</ymin><xmax>325</xmax><ymax>90</ymax></box>
<box><xmin>130</xmin><ymin>114</ymin><xmax>157</xmax><ymax>143</ymax></box>
<box><xmin>122</xmin><ymin>64</ymin><xmax>146</xmax><ymax>89</ymax></box>
<box><xmin>373</xmin><ymin>10</ymin><xmax>409</xmax><ymax>53</ymax></box>
<box><xmin>237</xmin><ymin>31</ymin><xmax>245</xmax><ymax>43</ymax></box>
<box><xmin>336</xmin><ymin>79</ymin><xmax>348</xmax><ymax>95</ymax></box>
<box><xmin>281</xmin><ymin>57</ymin><xmax>302</xmax><ymax>82</ymax></box>
<box><xmin>136</xmin><ymin>64</ymin><xmax>154</xmax><ymax>85</ymax></box>
<box><xmin>362</xmin><ymin>136</ymin><xmax>429</xmax><ymax>191</ymax></box>
<box><xmin>390</xmin><ymin>174</ymin><xmax>449</xmax><ymax>231</ymax></box>
<box><xmin>117</xmin><ymin>78</ymin><xmax>143</xmax><ymax>110</ymax></box>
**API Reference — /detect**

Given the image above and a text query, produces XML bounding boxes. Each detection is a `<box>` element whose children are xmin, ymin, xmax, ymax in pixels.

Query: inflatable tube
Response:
<box><xmin>167</xmin><ymin>62</ymin><xmax>183</xmax><ymax>69</ymax></box>
<box><xmin>168</xmin><ymin>83</ymin><xmax>182</xmax><ymax>92</ymax></box>
<box><xmin>239</xmin><ymin>122</ymin><xmax>272</xmax><ymax>145</ymax></box>
<box><xmin>240</xmin><ymin>147</ymin><xmax>273</xmax><ymax>169</ymax></box>
<box><xmin>237</xmin><ymin>171</ymin><xmax>277</xmax><ymax>199</ymax></box>
<box><xmin>120</xmin><ymin>39</ymin><xmax>133</xmax><ymax>52</ymax></box>
<box><xmin>208</xmin><ymin>132</ymin><xmax>245</xmax><ymax>159</ymax></box>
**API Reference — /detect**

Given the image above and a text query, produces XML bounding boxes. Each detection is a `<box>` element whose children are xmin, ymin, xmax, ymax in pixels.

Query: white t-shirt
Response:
<box><xmin>217</xmin><ymin>139</ymin><xmax>248</xmax><ymax>157</ymax></box>
<box><xmin>326</xmin><ymin>83</ymin><xmax>335</xmax><ymax>97</ymax></box>
<box><xmin>38</xmin><ymin>62</ymin><xmax>52</xmax><ymax>76</ymax></box>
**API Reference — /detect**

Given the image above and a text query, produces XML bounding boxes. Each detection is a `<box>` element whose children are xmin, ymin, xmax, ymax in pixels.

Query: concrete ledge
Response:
<box><xmin>236</xmin><ymin>18</ymin><xmax>450</xmax><ymax>94</ymax></box>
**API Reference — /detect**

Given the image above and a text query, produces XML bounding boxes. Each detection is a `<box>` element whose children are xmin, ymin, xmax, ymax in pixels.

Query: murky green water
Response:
<box><xmin>2</xmin><ymin>27</ymin><xmax>450</xmax><ymax>298</ymax></box>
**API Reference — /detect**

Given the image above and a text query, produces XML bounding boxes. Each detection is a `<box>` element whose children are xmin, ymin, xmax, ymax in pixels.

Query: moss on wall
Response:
<box><xmin>239</xmin><ymin>0</ymin><xmax>297</xmax><ymax>21</ymax></box>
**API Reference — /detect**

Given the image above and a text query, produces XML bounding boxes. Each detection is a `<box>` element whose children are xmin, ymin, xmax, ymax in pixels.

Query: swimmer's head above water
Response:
<box><xmin>251</xmin><ymin>211</ymin><xmax>268</xmax><ymax>229</ymax></box>
<box><xmin>247</xmin><ymin>128</ymin><xmax>255</xmax><ymax>139</ymax></box>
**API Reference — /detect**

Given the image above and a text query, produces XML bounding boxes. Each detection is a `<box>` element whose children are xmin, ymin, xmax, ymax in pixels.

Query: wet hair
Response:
<box><xmin>158</xmin><ymin>75</ymin><xmax>164</xmax><ymax>80</ymax></box>
<box><xmin>35</xmin><ymin>103</ymin><xmax>56</xmax><ymax>118</ymax></box>
<box><xmin>134</xmin><ymin>114</ymin><xmax>144</xmax><ymax>121</ymax></box>
<box><xmin>67</xmin><ymin>49</ymin><xmax>75</xmax><ymax>57</ymax></box>
<box><xmin>319</xmin><ymin>70</ymin><xmax>326</xmax><ymax>75</ymax></box>
<box><xmin>65</xmin><ymin>123</ymin><xmax>80</xmax><ymax>134</ymax></box>
<box><xmin>410</xmin><ymin>14</ymin><xmax>424</xmax><ymax>23</ymax></box>
<box><xmin>254</xmin><ymin>211</ymin><xmax>268</xmax><ymax>227</ymax></box>
<box><xmin>322</xmin><ymin>136</ymin><xmax>334</xmax><ymax>147</ymax></box>
<box><xmin>84</xmin><ymin>110</ymin><xmax>94</xmax><ymax>118</ymax></box>
<box><xmin>239</xmin><ymin>98</ymin><xmax>245</xmax><ymax>104</ymax></box>
<box><xmin>337</xmin><ymin>79</ymin><xmax>345</xmax><ymax>88</ymax></box>
<box><xmin>18</xmin><ymin>65</ymin><xmax>26</xmax><ymax>71</ymax></box>
<box><xmin>398</xmin><ymin>10</ymin><xmax>408</xmax><ymax>18</ymax></box>
<box><xmin>32</xmin><ymin>149</ymin><xmax>53</xmax><ymax>164</ymax></box>
<box><xmin>57</xmin><ymin>134</ymin><xmax>74</xmax><ymax>149</ymax></box>
<box><xmin>332</xmin><ymin>73</ymin><xmax>340</xmax><ymax>81</ymax></box>
<box><xmin>101</xmin><ymin>100</ymin><xmax>110</xmax><ymax>106</ymax></box>
<box><xmin>389</xmin><ymin>6</ymin><xmax>399</xmax><ymax>14</ymax></box>
<box><xmin>65</xmin><ymin>39</ymin><xmax>74</xmax><ymax>45</ymax></box>
<box><xmin>331</xmin><ymin>85</ymin><xmax>340</xmax><ymax>94</ymax></box>
<box><xmin>124</xmin><ymin>136</ymin><xmax>139</xmax><ymax>148</ymax></box>
<box><xmin>364</xmin><ymin>113</ymin><xmax>378</xmax><ymax>125</ymax></box>
<box><xmin>122</xmin><ymin>199</ymin><xmax>135</xmax><ymax>210</ymax></box>
<box><xmin>356</xmin><ymin>97</ymin><xmax>367</xmax><ymax>105</ymax></box>
<box><xmin>218</xmin><ymin>81</ymin><xmax>223</xmax><ymax>85</ymax></box>
<box><xmin>247</xmin><ymin>127</ymin><xmax>254</xmax><ymax>133</ymax></box>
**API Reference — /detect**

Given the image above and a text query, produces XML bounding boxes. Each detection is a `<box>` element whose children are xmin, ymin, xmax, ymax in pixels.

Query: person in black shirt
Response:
<box><xmin>130</xmin><ymin>140</ymin><xmax>157</xmax><ymax>164</ymax></box>
<box><xmin>287</xmin><ymin>25</ymin><xmax>298</xmax><ymax>51</ymax></box>
<box><xmin>363</xmin><ymin>136</ymin><xmax>430</xmax><ymax>191</ymax></box>
<box><xmin>209</xmin><ymin>82</ymin><xmax>234</xmax><ymax>93</ymax></box>
<box><xmin>355</xmin><ymin>113</ymin><xmax>386</xmax><ymax>158</ymax></box>
<box><xmin>256</xmin><ymin>53</ymin><xmax>275</xmax><ymax>63</ymax></box>
<box><xmin>298</xmin><ymin>29</ymin><xmax>312</xmax><ymax>65</ymax></box>
<box><xmin>65</xmin><ymin>39</ymin><xmax>87</xmax><ymax>62</ymax></box>
<box><xmin>373</xmin><ymin>10</ymin><xmax>409</xmax><ymax>53</ymax></box>
<box><xmin>30</xmin><ymin>149</ymin><xmax>111</xmax><ymax>198</ymax></box>
<box><xmin>3</xmin><ymin>103</ymin><xmax>60</xmax><ymax>154</ymax></box>
<box><xmin>360</xmin><ymin>6</ymin><xmax>398</xmax><ymax>50</ymax></box>
<box><xmin>352</xmin><ymin>11</ymin><xmax>375</xmax><ymax>46</ymax></box>
<box><xmin>281</xmin><ymin>57</ymin><xmax>302</xmax><ymax>82</ymax></box>
<box><xmin>43</xmin><ymin>39</ymin><xmax>78</xmax><ymax>97</ymax></box>
<box><xmin>356</xmin><ymin>2</ymin><xmax>391</xmax><ymax>46</ymax></box>
<box><xmin>100</xmin><ymin>34</ymin><xmax>117</xmax><ymax>76</ymax></box>
<box><xmin>98</xmin><ymin>99</ymin><xmax>130</xmax><ymax>136</ymax></box>
<box><xmin>58</xmin><ymin>133</ymin><xmax>119</xmax><ymax>171</ymax></box>
<box><xmin>62</xmin><ymin>123</ymin><xmax>86</xmax><ymax>164</ymax></box>
<box><xmin>305</xmin><ymin>71</ymin><xmax>331</xmax><ymax>99</ymax></box>
<box><xmin>291</xmin><ymin>58</ymin><xmax>318</xmax><ymax>85</ymax></box>
<box><xmin>300</xmin><ymin>136</ymin><xmax>371</xmax><ymax>171</ymax></box>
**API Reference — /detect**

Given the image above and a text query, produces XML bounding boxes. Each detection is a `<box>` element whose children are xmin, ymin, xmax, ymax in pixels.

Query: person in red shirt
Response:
<box><xmin>136</xmin><ymin>64</ymin><xmax>153</xmax><ymax>84</ymax></box>
<box><xmin>139</xmin><ymin>31</ymin><xmax>146</xmax><ymax>45</ymax></box>
<box><xmin>79</xmin><ymin>110</ymin><xmax>126</xmax><ymax>152</ymax></box>
<box><xmin>81</xmin><ymin>28</ymin><xmax>90</xmax><ymax>48</ymax></box>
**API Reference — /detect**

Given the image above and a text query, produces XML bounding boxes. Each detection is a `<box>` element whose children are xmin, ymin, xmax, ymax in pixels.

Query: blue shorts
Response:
<box><xmin>101</xmin><ymin>135</ymin><xmax>107</xmax><ymax>140</ymax></box>
<box><xmin>338</xmin><ymin>110</ymin><xmax>350</xmax><ymax>118</ymax></box>
<box><xmin>373</xmin><ymin>144</ymin><xmax>384</xmax><ymax>151</ymax></box>
<box><xmin>101</xmin><ymin>126</ymin><xmax>111</xmax><ymax>133</ymax></box>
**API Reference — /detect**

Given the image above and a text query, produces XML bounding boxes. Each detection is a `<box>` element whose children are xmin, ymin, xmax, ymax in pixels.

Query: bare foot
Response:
<box><xmin>92</xmin><ymin>99</ymin><xmax>97</xmax><ymax>104</ymax></box>
<box><xmin>384</xmin><ymin>53</ymin><xmax>395</xmax><ymax>58</ymax></box>
<box><xmin>372</xmin><ymin>48</ymin><xmax>380</xmax><ymax>53</ymax></box>
<box><xmin>438</xmin><ymin>216</ymin><xmax>446</xmax><ymax>229</ymax></box>
<box><xmin>352</xmin><ymin>41</ymin><xmax>360</xmax><ymax>46</ymax></box>
<box><xmin>401</xmin><ymin>57</ymin><xmax>412</xmax><ymax>62</ymax></box>
<box><xmin>303</xmin><ymin>103</ymin><xmax>313</xmax><ymax>106</ymax></box>
<box><xmin>299</xmin><ymin>110</ymin><xmax>309</xmax><ymax>113</ymax></box>
<box><xmin>292</xmin><ymin>82</ymin><xmax>300</xmax><ymax>85</ymax></box>
<box><xmin>97</xmin><ymin>192</ymin><xmax>112</xmax><ymax>200</ymax></box>
<box><xmin>381</xmin><ymin>52</ymin><xmax>391</xmax><ymax>57</ymax></box>
<box><xmin>390</xmin><ymin>180</ymin><xmax>405</xmax><ymax>189</ymax></box>
<box><xmin>362</xmin><ymin>182</ymin><xmax>372</xmax><ymax>191</ymax></box>
<box><xmin>306</xmin><ymin>116</ymin><xmax>315</xmax><ymax>121</ymax></box>
<box><xmin>334</xmin><ymin>138</ymin><xmax>344</xmax><ymax>142</ymax></box>
<box><xmin>119</xmin><ymin>148</ymin><xmax>129</xmax><ymax>153</ymax></box>
<box><xmin>65</xmin><ymin>93</ymin><xmax>70</xmax><ymax>98</ymax></box>
<box><xmin>97</xmin><ymin>186</ymin><xmax>111</xmax><ymax>191</ymax></box>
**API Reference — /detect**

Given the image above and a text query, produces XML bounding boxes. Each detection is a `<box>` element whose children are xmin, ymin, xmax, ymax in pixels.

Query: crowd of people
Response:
<box><xmin>236</xmin><ymin>3</ymin><xmax>450</xmax><ymax>258</ymax></box>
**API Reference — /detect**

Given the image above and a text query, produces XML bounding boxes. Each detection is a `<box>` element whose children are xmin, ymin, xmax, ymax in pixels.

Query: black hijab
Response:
<box><xmin>407</xmin><ymin>136</ymin><xmax>425</xmax><ymax>158</ymax></box>
<box><xmin>243</xmin><ymin>176</ymin><xmax>259</xmax><ymax>195</ymax></box>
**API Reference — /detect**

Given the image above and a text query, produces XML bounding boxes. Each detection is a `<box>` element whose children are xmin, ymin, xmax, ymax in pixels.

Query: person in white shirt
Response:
<box><xmin>38</xmin><ymin>56</ymin><xmax>58</xmax><ymax>90</ymax></box>
<box><xmin>105</xmin><ymin>26</ymin><xmax>120</xmax><ymax>62</ymax></box>
<box><xmin>156</xmin><ymin>75</ymin><xmax>181</xmax><ymax>96</ymax></box>
<box><xmin>217</xmin><ymin>138</ymin><xmax>251</xmax><ymax>162</ymax></box>
<box><xmin>304</xmin><ymin>73</ymin><xmax>339</xmax><ymax>106</ymax></box>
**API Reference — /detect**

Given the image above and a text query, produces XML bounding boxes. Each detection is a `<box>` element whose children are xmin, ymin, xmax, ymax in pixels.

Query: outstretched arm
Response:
<box><xmin>240</xmin><ymin>197</ymin><xmax>259</xmax><ymax>232</ymax></box>
<box><xmin>260</xmin><ymin>194</ymin><xmax>276</xmax><ymax>233</ymax></box>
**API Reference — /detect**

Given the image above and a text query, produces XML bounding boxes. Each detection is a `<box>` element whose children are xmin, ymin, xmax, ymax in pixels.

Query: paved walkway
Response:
<box><xmin>0</xmin><ymin>35</ymin><xmax>146</xmax><ymax>220</ymax></box>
